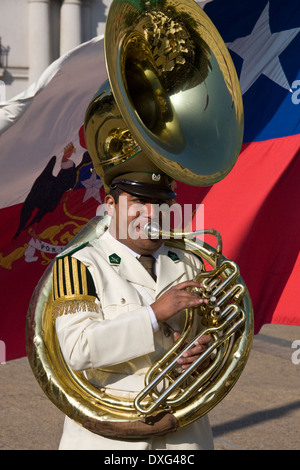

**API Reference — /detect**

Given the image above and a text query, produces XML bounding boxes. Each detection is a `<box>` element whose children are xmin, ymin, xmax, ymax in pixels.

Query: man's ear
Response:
<box><xmin>104</xmin><ymin>194</ymin><xmax>116</xmax><ymax>216</ymax></box>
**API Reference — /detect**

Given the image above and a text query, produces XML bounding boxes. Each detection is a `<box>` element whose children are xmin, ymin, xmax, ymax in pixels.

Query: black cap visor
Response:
<box><xmin>110</xmin><ymin>179</ymin><xmax>177</xmax><ymax>201</ymax></box>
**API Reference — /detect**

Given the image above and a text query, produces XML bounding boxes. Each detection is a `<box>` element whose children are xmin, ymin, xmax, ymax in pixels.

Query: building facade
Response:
<box><xmin>0</xmin><ymin>0</ymin><xmax>110</xmax><ymax>100</ymax></box>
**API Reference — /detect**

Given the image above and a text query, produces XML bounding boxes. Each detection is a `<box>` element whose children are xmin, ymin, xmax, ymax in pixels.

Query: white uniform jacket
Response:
<box><xmin>53</xmin><ymin>229</ymin><xmax>214</xmax><ymax>450</ymax></box>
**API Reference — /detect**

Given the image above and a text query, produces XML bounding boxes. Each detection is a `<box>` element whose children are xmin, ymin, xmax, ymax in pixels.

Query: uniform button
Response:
<box><xmin>121</xmin><ymin>298</ymin><xmax>126</xmax><ymax>304</ymax></box>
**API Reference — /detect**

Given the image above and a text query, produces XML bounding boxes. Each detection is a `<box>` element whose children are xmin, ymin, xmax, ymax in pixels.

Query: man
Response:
<box><xmin>52</xmin><ymin>152</ymin><xmax>214</xmax><ymax>450</ymax></box>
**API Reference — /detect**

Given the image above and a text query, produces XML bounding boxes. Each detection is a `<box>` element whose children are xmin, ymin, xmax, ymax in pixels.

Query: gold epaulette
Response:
<box><xmin>52</xmin><ymin>255</ymin><xmax>99</xmax><ymax>321</ymax></box>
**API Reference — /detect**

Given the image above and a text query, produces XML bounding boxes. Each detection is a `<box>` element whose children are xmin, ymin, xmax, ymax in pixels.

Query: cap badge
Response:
<box><xmin>152</xmin><ymin>173</ymin><xmax>161</xmax><ymax>181</ymax></box>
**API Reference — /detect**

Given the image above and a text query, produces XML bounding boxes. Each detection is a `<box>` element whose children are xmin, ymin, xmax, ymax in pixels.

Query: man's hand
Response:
<box><xmin>174</xmin><ymin>332</ymin><xmax>211</xmax><ymax>371</ymax></box>
<box><xmin>151</xmin><ymin>280</ymin><xmax>206</xmax><ymax>323</ymax></box>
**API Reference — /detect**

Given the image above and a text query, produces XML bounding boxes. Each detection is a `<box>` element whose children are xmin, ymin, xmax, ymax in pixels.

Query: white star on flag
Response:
<box><xmin>81</xmin><ymin>171</ymin><xmax>103</xmax><ymax>203</ymax></box>
<box><xmin>197</xmin><ymin>0</ymin><xmax>214</xmax><ymax>9</ymax></box>
<box><xmin>227</xmin><ymin>2</ymin><xmax>300</xmax><ymax>94</ymax></box>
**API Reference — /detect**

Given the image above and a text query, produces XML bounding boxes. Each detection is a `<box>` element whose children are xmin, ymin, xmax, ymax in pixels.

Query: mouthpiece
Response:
<box><xmin>144</xmin><ymin>222</ymin><xmax>161</xmax><ymax>239</ymax></box>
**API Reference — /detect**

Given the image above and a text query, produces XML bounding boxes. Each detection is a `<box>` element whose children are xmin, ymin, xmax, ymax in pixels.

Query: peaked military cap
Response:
<box><xmin>106</xmin><ymin>150</ymin><xmax>177</xmax><ymax>201</ymax></box>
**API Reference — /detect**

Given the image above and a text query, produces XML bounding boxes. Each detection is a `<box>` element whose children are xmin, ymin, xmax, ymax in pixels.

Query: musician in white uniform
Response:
<box><xmin>52</xmin><ymin>152</ymin><xmax>214</xmax><ymax>450</ymax></box>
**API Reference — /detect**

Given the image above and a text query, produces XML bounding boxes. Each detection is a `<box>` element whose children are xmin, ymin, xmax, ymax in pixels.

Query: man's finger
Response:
<box><xmin>173</xmin><ymin>280</ymin><xmax>203</xmax><ymax>291</ymax></box>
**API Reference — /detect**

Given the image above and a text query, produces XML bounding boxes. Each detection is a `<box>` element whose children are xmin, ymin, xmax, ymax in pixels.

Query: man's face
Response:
<box><xmin>105</xmin><ymin>192</ymin><xmax>172</xmax><ymax>255</ymax></box>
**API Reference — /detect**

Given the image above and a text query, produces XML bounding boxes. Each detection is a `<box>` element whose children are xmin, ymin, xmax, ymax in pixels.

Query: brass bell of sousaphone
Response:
<box><xmin>26</xmin><ymin>0</ymin><xmax>253</xmax><ymax>439</ymax></box>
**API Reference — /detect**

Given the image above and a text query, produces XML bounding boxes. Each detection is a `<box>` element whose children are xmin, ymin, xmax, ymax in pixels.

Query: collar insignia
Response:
<box><xmin>109</xmin><ymin>253</ymin><xmax>121</xmax><ymax>265</ymax></box>
<box><xmin>167</xmin><ymin>250</ymin><xmax>180</xmax><ymax>262</ymax></box>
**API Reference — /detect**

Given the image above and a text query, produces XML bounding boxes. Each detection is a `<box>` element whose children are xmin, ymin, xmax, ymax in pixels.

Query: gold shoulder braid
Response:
<box><xmin>52</xmin><ymin>255</ymin><xmax>99</xmax><ymax>321</ymax></box>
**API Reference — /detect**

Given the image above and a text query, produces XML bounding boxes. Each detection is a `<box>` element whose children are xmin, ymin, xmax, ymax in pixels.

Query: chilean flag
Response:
<box><xmin>0</xmin><ymin>0</ymin><xmax>299</xmax><ymax>361</ymax></box>
<box><xmin>184</xmin><ymin>0</ymin><xmax>300</xmax><ymax>334</ymax></box>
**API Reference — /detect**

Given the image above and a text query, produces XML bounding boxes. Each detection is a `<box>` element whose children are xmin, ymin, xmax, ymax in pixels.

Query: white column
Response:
<box><xmin>82</xmin><ymin>0</ymin><xmax>91</xmax><ymax>43</ymax></box>
<box><xmin>60</xmin><ymin>0</ymin><xmax>83</xmax><ymax>56</ymax></box>
<box><xmin>28</xmin><ymin>0</ymin><xmax>51</xmax><ymax>85</ymax></box>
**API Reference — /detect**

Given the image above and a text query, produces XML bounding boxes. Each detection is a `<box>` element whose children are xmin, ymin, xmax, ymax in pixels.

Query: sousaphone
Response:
<box><xmin>26</xmin><ymin>0</ymin><xmax>253</xmax><ymax>438</ymax></box>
